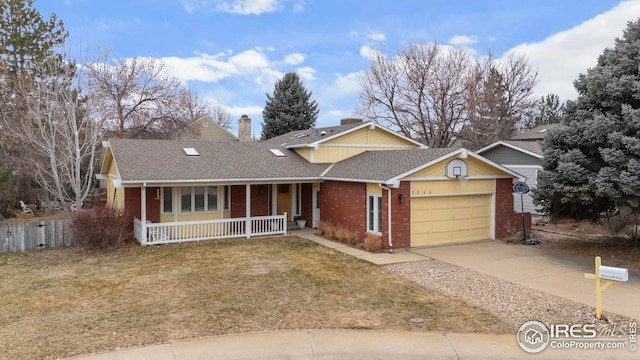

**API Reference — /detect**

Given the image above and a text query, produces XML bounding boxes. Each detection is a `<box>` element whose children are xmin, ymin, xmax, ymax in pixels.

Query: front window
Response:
<box><xmin>181</xmin><ymin>187</ymin><xmax>192</xmax><ymax>212</ymax></box>
<box><xmin>367</xmin><ymin>194</ymin><xmax>383</xmax><ymax>234</ymax></box>
<box><xmin>162</xmin><ymin>187</ymin><xmax>173</xmax><ymax>213</ymax></box>
<box><xmin>180</xmin><ymin>186</ymin><xmax>219</xmax><ymax>213</ymax></box>
<box><xmin>224</xmin><ymin>185</ymin><xmax>230</xmax><ymax>210</ymax></box>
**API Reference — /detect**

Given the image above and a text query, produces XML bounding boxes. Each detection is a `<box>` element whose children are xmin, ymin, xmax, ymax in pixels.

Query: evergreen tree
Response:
<box><xmin>534</xmin><ymin>19</ymin><xmax>640</xmax><ymax>220</ymax></box>
<box><xmin>522</xmin><ymin>94</ymin><xmax>564</xmax><ymax>130</ymax></box>
<box><xmin>0</xmin><ymin>0</ymin><xmax>68</xmax><ymax>77</ymax></box>
<box><xmin>261</xmin><ymin>72</ymin><xmax>319</xmax><ymax>140</ymax></box>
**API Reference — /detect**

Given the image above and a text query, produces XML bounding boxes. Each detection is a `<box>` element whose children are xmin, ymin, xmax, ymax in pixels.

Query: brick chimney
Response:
<box><xmin>238</xmin><ymin>115</ymin><xmax>252</xmax><ymax>142</ymax></box>
<box><xmin>340</xmin><ymin>118</ymin><xmax>363</xmax><ymax>126</ymax></box>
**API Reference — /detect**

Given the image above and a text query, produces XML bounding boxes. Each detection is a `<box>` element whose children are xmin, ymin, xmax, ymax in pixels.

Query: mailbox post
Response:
<box><xmin>584</xmin><ymin>256</ymin><xmax>628</xmax><ymax>319</ymax></box>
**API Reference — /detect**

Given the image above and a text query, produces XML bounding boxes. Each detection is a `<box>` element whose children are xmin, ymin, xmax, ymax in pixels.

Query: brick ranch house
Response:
<box><xmin>99</xmin><ymin>119</ymin><xmax>531</xmax><ymax>249</ymax></box>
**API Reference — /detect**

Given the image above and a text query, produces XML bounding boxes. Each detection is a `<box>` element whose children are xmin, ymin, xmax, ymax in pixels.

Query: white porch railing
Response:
<box><xmin>134</xmin><ymin>213</ymin><xmax>288</xmax><ymax>245</ymax></box>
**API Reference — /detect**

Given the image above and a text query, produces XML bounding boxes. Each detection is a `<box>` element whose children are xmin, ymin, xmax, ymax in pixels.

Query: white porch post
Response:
<box><xmin>246</xmin><ymin>184</ymin><xmax>251</xmax><ymax>238</ymax></box>
<box><xmin>141</xmin><ymin>185</ymin><xmax>147</xmax><ymax>245</ymax></box>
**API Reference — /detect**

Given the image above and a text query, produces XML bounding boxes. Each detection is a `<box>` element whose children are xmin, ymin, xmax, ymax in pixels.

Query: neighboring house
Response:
<box><xmin>99</xmin><ymin>119</ymin><xmax>529</xmax><ymax>249</ymax></box>
<box><xmin>180</xmin><ymin>115</ymin><xmax>238</xmax><ymax>142</ymax></box>
<box><xmin>477</xmin><ymin>125</ymin><xmax>557</xmax><ymax>215</ymax></box>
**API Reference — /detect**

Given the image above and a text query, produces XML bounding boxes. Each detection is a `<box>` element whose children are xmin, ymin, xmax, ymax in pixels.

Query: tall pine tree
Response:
<box><xmin>0</xmin><ymin>0</ymin><xmax>67</xmax><ymax>77</ymax></box>
<box><xmin>534</xmin><ymin>19</ymin><xmax>640</xmax><ymax>220</ymax></box>
<box><xmin>260</xmin><ymin>72</ymin><xmax>319</xmax><ymax>140</ymax></box>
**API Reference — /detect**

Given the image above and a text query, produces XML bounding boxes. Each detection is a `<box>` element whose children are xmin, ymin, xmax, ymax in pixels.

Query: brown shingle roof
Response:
<box><xmin>107</xmin><ymin>138</ymin><xmax>330</xmax><ymax>183</ymax></box>
<box><xmin>510</xmin><ymin>124</ymin><xmax>558</xmax><ymax>140</ymax></box>
<box><xmin>502</xmin><ymin>140</ymin><xmax>543</xmax><ymax>156</ymax></box>
<box><xmin>262</xmin><ymin>122</ymin><xmax>368</xmax><ymax>147</ymax></box>
<box><xmin>324</xmin><ymin>148</ymin><xmax>456</xmax><ymax>181</ymax></box>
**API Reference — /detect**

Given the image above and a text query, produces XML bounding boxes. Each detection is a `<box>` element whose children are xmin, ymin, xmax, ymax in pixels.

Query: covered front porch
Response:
<box><xmin>131</xmin><ymin>182</ymin><xmax>320</xmax><ymax>245</ymax></box>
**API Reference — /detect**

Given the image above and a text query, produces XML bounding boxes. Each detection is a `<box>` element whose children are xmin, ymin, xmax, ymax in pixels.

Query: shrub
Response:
<box><xmin>363</xmin><ymin>233</ymin><xmax>382</xmax><ymax>252</ymax></box>
<box><xmin>500</xmin><ymin>220</ymin><xmax>523</xmax><ymax>244</ymax></box>
<box><xmin>333</xmin><ymin>227</ymin><xmax>358</xmax><ymax>245</ymax></box>
<box><xmin>71</xmin><ymin>205</ymin><xmax>133</xmax><ymax>249</ymax></box>
<box><xmin>317</xmin><ymin>221</ymin><xmax>338</xmax><ymax>240</ymax></box>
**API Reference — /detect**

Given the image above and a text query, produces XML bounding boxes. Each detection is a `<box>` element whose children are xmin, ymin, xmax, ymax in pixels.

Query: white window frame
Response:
<box><xmin>367</xmin><ymin>194</ymin><xmax>382</xmax><ymax>234</ymax></box>
<box><xmin>161</xmin><ymin>186</ymin><xmax>173</xmax><ymax>214</ymax></box>
<box><xmin>180</xmin><ymin>186</ymin><xmax>219</xmax><ymax>214</ymax></box>
<box><xmin>294</xmin><ymin>183</ymin><xmax>302</xmax><ymax>216</ymax></box>
<box><xmin>224</xmin><ymin>185</ymin><xmax>231</xmax><ymax>210</ymax></box>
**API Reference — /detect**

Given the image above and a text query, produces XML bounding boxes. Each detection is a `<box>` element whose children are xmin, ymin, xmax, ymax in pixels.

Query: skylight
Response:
<box><xmin>269</xmin><ymin>149</ymin><xmax>286</xmax><ymax>157</ymax></box>
<box><xmin>183</xmin><ymin>147</ymin><xmax>199</xmax><ymax>156</ymax></box>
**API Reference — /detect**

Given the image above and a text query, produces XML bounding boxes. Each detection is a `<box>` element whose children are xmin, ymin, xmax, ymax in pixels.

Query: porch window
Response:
<box><xmin>294</xmin><ymin>184</ymin><xmax>301</xmax><ymax>216</ymax></box>
<box><xmin>207</xmin><ymin>186</ymin><xmax>218</xmax><ymax>211</ymax></box>
<box><xmin>367</xmin><ymin>194</ymin><xmax>382</xmax><ymax>234</ymax></box>
<box><xmin>180</xmin><ymin>186</ymin><xmax>219</xmax><ymax>213</ymax></box>
<box><xmin>162</xmin><ymin>187</ymin><xmax>173</xmax><ymax>213</ymax></box>
<box><xmin>224</xmin><ymin>185</ymin><xmax>230</xmax><ymax>210</ymax></box>
<box><xmin>181</xmin><ymin>187</ymin><xmax>192</xmax><ymax>212</ymax></box>
<box><xmin>194</xmin><ymin>186</ymin><xmax>205</xmax><ymax>212</ymax></box>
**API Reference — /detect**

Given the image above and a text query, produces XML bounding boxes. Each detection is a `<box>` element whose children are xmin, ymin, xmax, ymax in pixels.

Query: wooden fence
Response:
<box><xmin>0</xmin><ymin>219</ymin><xmax>73</xmax><ymax>253</ymax></box>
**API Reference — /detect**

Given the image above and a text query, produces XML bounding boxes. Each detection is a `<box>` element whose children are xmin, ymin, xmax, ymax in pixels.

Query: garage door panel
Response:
<box><xmin>411</xmin><ymin>194</ymin><xmax>492</xmax><ymax>247</ymax></box>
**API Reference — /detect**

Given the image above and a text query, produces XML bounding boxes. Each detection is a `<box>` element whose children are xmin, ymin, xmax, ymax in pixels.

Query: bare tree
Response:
<box><xmin>86</xmin><ymin>56</ymin><xmax>210</xmax><ymax>139</ymax></box>
<box><xmin>211</xmin><ymin>105</ymin><xmax>233</xmax><ymax>129</ymax></box>
<box><xmin>1</xmin><ymin>51</ymin><xmax>99</xmax><ymax>211</ymax></box>
<box><xmin>356</xmin><ymin>44</ymin><xmax>538</xmax><ymax>149</ymax></box>
<box><xmin>355</xmin><ymin>43</ymin><xmax>475</xmax><ymax>148</ymax></box>
<box><xmin>458</xmin><ymin>52</ymin><xmax>538</xmax><ymax>149</ymax></box>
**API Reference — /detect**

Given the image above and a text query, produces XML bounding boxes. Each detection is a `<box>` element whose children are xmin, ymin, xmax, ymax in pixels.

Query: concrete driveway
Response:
<box><xmin>408</xmin><ymin>240</ymin><xmax>640</xmax><ymax>322</ymax></box>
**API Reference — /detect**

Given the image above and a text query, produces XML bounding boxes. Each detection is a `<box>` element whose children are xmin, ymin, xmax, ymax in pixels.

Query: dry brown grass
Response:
<box><xmin>533</xmin><ymin>220</ymin><xmax>640</xmax><ymax>272</ymax></box>
<box><xmin>0</xmin><ymin>237</ymin><xmax>511</xmax><ymax>359</ymax></box>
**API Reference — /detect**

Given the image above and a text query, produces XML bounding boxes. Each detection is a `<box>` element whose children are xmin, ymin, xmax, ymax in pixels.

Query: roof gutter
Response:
<box><xmin>379</xmin><ymin>182</ymin><xmax>398</xmax><ymax>252</ymax></box>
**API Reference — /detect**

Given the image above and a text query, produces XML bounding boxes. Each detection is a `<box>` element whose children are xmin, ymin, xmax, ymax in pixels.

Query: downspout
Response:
<box><xmin>378</xmin><ymin>184</ymin><xmax>394</xmax><ymax>253</ymax></box>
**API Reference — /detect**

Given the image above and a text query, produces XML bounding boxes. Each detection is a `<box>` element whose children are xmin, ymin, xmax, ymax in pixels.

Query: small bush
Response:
<box><xmin>334</xmin><ymin>227</ymin><xmax>359</xmax><ymax>246</ymax></box>
<box><xmin>317</xmin><ymin>221</ymin><xmax>338</xmax><ymax>240</ymax></box>
<box><xmin>500</xmin><ymin>220</ymin><xmax>523</xmax><ymax>243</ymax></box>
<box><xmin>71</xmin><ymin>205</ymin><xmax>133</xmax><ymax>249</ymax></box>
<box><xmin>363</xmin><ymin>233</ymin><xmax>382</xmax><ymax>252</ymax></box>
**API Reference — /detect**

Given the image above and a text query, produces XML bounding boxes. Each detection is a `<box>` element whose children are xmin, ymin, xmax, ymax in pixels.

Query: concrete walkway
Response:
<box><xmin>71</xmin><ymin>229</ymin><xmax>639</xmax><ymax>360</ymax></box>
<box><xmin>72</xmin><ymin>329</ymin><xmax>637</xmax><ymax>360</ymax></box>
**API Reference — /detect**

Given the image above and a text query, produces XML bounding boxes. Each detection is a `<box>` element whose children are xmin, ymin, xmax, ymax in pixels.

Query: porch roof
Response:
<box><xmin>105</xmin><ymin>138</ymin><xmax>330</xmax><ymax>185</ymax></box>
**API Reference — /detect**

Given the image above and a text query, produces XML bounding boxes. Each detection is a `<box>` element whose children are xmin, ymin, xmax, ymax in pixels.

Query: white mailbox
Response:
<box><xmin>599</xmin><ymin>265</ymin><xmax>629</xmax><ymax>282</ymax></box>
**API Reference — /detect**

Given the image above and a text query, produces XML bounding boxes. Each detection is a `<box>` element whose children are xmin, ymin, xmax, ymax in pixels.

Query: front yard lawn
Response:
<box><xmin>0</xmin><ymin>237</ymin><xmax>511</xmax><ymax>359</ymax></box>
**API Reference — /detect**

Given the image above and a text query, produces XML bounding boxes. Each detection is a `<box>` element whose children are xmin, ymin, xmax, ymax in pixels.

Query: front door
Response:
<box><xmin>276</xmin><ymin>184</ymin><xmax>292</xmax><ymax>218</ymax></box>
<box><xmin>312</xmin><ymin>187</ymin><xmax>320</xmax><ymax>228</ymax></box>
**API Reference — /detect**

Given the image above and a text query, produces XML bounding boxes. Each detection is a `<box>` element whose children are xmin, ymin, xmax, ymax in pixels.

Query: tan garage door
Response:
<box><xmin>410</xmin><ymin>195</ymin><xmax>492</xmax><ymax>246</ymax></box>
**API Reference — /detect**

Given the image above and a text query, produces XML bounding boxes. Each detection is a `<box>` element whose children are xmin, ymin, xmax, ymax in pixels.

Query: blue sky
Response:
<box><xmin>37</xmin><ymin>0</ymin><xmax>640</xmax><ymax>136</ymax></box>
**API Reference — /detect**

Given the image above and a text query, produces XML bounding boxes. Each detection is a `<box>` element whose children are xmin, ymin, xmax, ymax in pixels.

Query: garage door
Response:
<box><xmin>410</xmin><ymin>195</ymin><xmax>492</xmax><ymax>246</ymax></box>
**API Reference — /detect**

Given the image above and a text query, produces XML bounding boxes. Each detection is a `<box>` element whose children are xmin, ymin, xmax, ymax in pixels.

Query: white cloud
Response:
<box><xmin>284</xmin><ymin>52</ymin><xmax>305</xmax><ymax>65</ymax></box>
<box><xmin>505</xmin><ymin>0</ymin><xmax>640</xmax><ymax>102</ymax></box>
<box><xmin>367</xmin><ymin>31</ymin><xmax>386</xmax><ymax>41</ymax></box>
<box><xmin>448</xmin><ymin>35</ymin><xmax>476</xmax><ymax>46</ymax></box>
<box><xmin>216</xmin><ymin>0</ymin><xmax>280</xmax><ymax>14</ymax></box>
<box><xmin>224</xmin><ymin>105</ymin><xmax>264</xmax><ymax>117</ymax></box>
<box><xmin>229</xmin><ymin>49</ymin><xmax>270</xmax><ymax>70</ymax></box>
<box><xmin>359</xmin><ymin>45</ymin><xmax>378</xmax><ymax>61</ymax></box>
<box><xmin>331</xmin><ymin>71</ymin><xmax>364</xmax><ymax>97</ymax></box>
<box><xmin>182</xmin><ymin>0</ymin><xmax>283</xmax><ymax>15</ymax></box>
<box><xmin>296</xmin><ymin>66</ymin><xmax>315</xmax><ymax>80</ymax></box>
<box><xmin>158</xmin><ymin>48</ymin><xmax>274</xmax><ymax>84</ymax></box>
